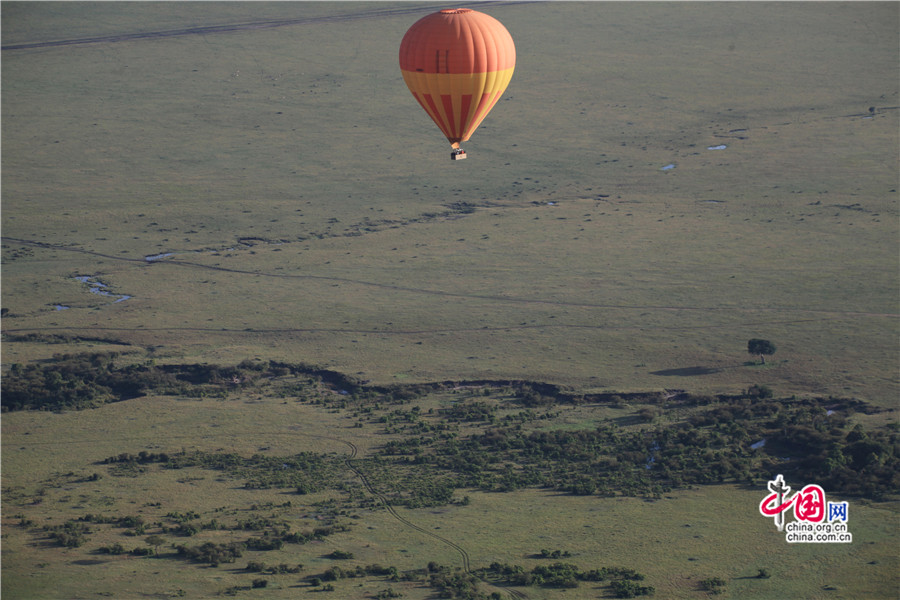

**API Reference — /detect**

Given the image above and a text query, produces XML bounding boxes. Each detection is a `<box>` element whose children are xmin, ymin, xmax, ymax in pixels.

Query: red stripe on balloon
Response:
<box><xmin>459</xmin><ymin>94</ymin><xmax>473</xmax><ymax>135</ymax></box>
<box><xmin>421</xmin><ymin>94</ymin><xmax>450</xmax><ymax>138</ymax></box>
<box><xmin>441</xmin><ymin>95</ymin><xmax>457</xmax><ymax>138</ymax></box>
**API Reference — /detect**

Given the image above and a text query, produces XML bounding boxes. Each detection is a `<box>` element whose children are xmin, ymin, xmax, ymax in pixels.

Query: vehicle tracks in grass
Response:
<box><xmin>1</xmin><ymin>2</ymin><xmax>528</xmax><ymax>51</ymax></box>
<box><xmin>0</xmin><ymin>317</ymin><xmax>862</xmax><ymax>343</ymax></box>
<box><xmin>306</xmin><ymin>434</ymin><xmax>471</xmax><ymax>573</ymax></box>
<box><xmin>4</xmin><ymin>427</ymin><xmax>478</xmax><ymax>571</ymax></box>
<box><xmin>305</xmin><ymin>433</ymin><xmax>529</xmax><ymax>599</ymax></box>
<box><xmin>5</xmin><ymin>236</ymin><xmax>897</xmax><ymax>322</ymax></box>
<box><xmin>4</xmin><ymin>426</ymin><xmax>523</xmax><ymax>596</ymax></box>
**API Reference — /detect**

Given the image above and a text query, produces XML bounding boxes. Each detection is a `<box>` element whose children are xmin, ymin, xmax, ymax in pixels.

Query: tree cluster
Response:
<box><xmin>479</xmin><ymin>562</ymin><xmax>653</xmax><ymax>597</ymax></box>
<box><xmin>1</xmin><ymin>354</ymin><xmax>369</xmax><ymax>412</ymax></box>
<box><xmin>45</xmin><ymin>521</ymin><xmax>91</xmax><ymax>548</ymax></box>
<box><xmin>309</xmin><ymin>563</ymin><xmax>400</xmax><ymax>584</ymax></box>
<box><xmin>375</xmin><ymin>394</ymin><xmax>896</xmax><ymax>500</ymax></box>
<box><xmin>245</xmin><ymin>561</ymin><xmax>302</xmax><ymax>574</ymax></box>
<box><xmin>174</xmin><ymin>541</ymin><xmax>245</xmax><ymax>566</ymax></box>
<box><xmin>103</xmin><ymin>449</ymin><xmax>348</xmax><ymax>493</ymax></box>
<box><xmin>3</xmin><ymin>353</ymin><xmax>142</xmax><ymax>411</ymax></box>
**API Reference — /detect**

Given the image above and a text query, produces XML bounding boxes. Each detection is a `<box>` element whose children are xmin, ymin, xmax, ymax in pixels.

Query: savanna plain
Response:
<box><xmin>2</xmin><ymin>2</ymin><xmax>898</xmax><ymax>599</ymax></box>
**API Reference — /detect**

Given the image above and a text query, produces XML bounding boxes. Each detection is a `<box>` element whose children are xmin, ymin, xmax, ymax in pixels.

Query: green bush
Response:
<box><xmin>699</xmin><ymin>577</ymin><xmax>727</xmax><ymax>594</ymax></box>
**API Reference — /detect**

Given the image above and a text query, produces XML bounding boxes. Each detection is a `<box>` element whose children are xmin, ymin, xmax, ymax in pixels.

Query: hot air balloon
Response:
<box><xmin>399</xmin><ymin>8</ymin><xmax>515</xmax><ymax>160</ymax></box>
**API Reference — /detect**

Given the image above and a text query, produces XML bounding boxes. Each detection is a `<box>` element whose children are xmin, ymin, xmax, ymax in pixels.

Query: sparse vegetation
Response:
<box><xmin>477</xmin><ymin>562</ymin><xmax>654</xmax><ymax>596</ymax></box>
<box><xmin>45</xmin><ymin>521</ymin><xmax>91</xmax><ymax>548</ymax></box>
<box><xmin>699</xmin><ymin>576</ymin><xmax>728</xmax><ymax>594</ymax></box>
<box><xmin>5</xmin><ymin>373</ymin><xmax>897</xmax><ymax>598</ymax></box>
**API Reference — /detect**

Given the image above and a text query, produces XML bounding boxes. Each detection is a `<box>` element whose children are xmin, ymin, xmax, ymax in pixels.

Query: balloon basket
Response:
<box><xmin>451</xmin><ymin>149</ymin><xmax>467</xmax><ymax>160</ymax></box>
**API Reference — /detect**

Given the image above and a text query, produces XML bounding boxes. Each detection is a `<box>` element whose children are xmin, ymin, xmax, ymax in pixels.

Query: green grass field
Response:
<box><xmin>2</xmin><ymin>2</ymin><xmax>898</xmax><ymax>598</ymax></box>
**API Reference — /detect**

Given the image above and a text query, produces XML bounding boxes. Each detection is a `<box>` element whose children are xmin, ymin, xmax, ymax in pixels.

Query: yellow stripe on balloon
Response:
<box><xmin>401</xmin><ymin>67</ymin><xmax>515</xmax><ymax>146</ymax></box>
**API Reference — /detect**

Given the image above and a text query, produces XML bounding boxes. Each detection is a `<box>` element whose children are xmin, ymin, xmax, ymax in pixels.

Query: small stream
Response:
<box><xmin>661</xmin><ymin>142</ymin><xmax>729</xmax><ymax>171</ymax></box>
<box><xmin>74</xmin><ymin>275</ymin><xmax>131</xmax><ymax>303</ymax></box>
<box><xmin>144</xmin><ymin>252</ymin><xmax>175</xmax><ymax>262</ymax></box>
<box><xmin>57</xmin><ymin>247</ymin><xmax>230</xmax><ymax>310</ymax></box>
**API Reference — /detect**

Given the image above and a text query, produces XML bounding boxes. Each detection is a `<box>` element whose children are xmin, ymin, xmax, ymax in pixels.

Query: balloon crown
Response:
<box><xmin>440</xmin><ymin>8</ymin><xmax>473</xmax><ymax>14</ymax></box>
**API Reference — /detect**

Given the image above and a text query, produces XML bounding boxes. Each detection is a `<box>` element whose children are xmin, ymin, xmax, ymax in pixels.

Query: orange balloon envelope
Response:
<box><xmin>399</xmin><ymin>8</ymin><xmax>515</xmax><ymax>149</ymax></box>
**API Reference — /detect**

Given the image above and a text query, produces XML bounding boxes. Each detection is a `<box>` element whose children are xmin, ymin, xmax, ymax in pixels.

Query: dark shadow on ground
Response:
<box><xmin>70</xmin><ymin>559</ymin><xmax>109</xmax><ymax>565</ymax></box>
<box><xmin>650</xmin><ymin>366</ymin><xmax>721</xmax><ymax>376</ymax></box>
<box><xmin>610</xmin><ymin>414</ymin><xmax>645</xmax><ymax>426</ymax></box>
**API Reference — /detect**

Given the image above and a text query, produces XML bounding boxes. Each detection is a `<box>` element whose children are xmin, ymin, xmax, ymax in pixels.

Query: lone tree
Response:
<box><xmin>747</xmin><ymin>339</ymin><xmax>776</xmax><ymax>364</ymax></box>
<box><xmin>145</xmin><ymin>535</ymin><xmax>166</xmax><ymax>556</ymax></box>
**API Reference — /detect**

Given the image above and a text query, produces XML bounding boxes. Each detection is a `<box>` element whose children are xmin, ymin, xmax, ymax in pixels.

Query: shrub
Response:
<box><xmin>98</xmin><ymin>543</ymin><xmax>125</xmax><ymax>555</ymax></box>
<box><xmin>747</xmin><ymin>384</ymin><xmax>773</xmax><ymax>399</ymax></box>
<box><xmin>638</xmin><ymin>408</ymin><xmax>656</xmax><ymax>423</ymax></box>
<box><xmin>174</xmin><ymin>541</ymin><xmax>244</xmax><ymax>566</ymax></box>
<box><xmin>699</xmin><ymin>577</ymin><xmax>727</xmax><ymax>594</ymax></box>
<box><xmin>610</xmin><ymin>579</ymin><xmax>655</xmax><ymax>597</ymax></box>
<box><xmin>46</xmin><ymin>521</ymin><xmax>91</xmax><ymax>548</ymax></box>
<box><xmin>244</xmin><ymin>536</ymin><xmax>283</xmax><ymax>551</ymax></box>
<box><xmin>322</xmin><ymin>566</ymin><xmax>345</xmax><ymax>581</ymax></box>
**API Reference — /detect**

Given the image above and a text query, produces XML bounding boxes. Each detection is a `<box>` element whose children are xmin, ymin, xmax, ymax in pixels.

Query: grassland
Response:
<box><xmin>2</xmin><ymin>2</ymin><xmax>898</xmax><ymax>599</ymax></box>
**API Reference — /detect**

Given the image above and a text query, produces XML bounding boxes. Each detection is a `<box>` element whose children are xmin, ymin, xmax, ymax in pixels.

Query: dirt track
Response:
<box><xmin>5</xmin><ymin>236</ymin><xmax>896</xmax><ymax>323</ymax></box>
<box><xmin>1</xmin><ymin>2</ymin><xmax>524</xmax><ymax>51</ymax></box>
<box><xmin>305</xmin><ymin>435</ymin><xmax>530</xmax><ymax>598</ymax></box>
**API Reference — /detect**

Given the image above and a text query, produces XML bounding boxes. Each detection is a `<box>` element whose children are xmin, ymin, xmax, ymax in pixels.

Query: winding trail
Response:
<box><xmin>310</xmin><ymin>434</ymin><xmax>471</xmax><ymax>573</ymax></box>
<box><xmin>304</xmin><ymin>434</ymin><xmax>529</xmax><ymax>599</ymax></box>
